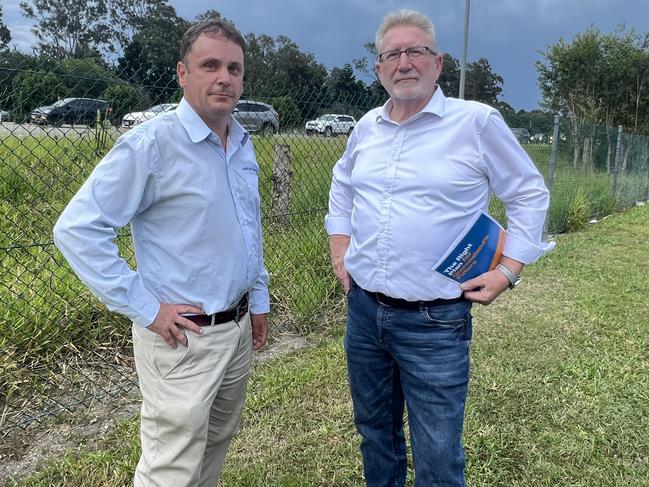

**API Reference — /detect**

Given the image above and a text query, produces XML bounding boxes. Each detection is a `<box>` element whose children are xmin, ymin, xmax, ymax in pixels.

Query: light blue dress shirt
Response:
<box><xmin>54</xmin><ymin>98</ymin><xmax>270</xmax><ymax>327</ymax></box>
<box><xmin>326</xmin><ymin>88</ymin><xmax>554</xmax><ymax>301</ymax></box>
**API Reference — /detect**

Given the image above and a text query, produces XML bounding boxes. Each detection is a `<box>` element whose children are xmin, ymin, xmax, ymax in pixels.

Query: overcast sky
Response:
<box><xmin>4</xmin><ymin>0</ymin><xmax>649</xmax><ymax>110</ymax></box>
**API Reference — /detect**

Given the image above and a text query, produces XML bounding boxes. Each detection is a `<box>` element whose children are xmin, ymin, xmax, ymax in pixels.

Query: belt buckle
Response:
<box><xmin>375</xmin><ymin>292</ymin><xmax>390</xmax><ymax>307</ymax></box>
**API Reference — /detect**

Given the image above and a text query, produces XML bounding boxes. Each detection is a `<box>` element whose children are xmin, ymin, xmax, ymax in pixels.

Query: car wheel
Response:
<box><xmin>262</xmin><ymin>123</ymin><xmax>275</xmax><ymax>136</ymax></box>
<box><xmin>347</xmin><ymin>127</ymin><xmax>353</xmax><ymax>135</ymax></box>
<box><xmin>324</xmin><ymin>126</ymin><xmax>333</xmax><ymax>137</ymax></box>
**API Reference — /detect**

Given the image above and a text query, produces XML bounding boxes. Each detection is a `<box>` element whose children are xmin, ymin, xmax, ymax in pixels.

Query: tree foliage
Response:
<box><xmin>537</xmin><ymin>27</ymin><xmax>649</xmax><ymax>132</ymax></box>
<box><xmin>438</xmin><ymin>54</ymin><xmax>503</xmax><ymax>106</ymax></box>
<box><xmin>19</xmin><ymin>0</ymin><xmax>115</xmax><ymax>58</ymax></box>
<box><xmin>244</xmin><ymin>33</ymin><xmax>328</xmax><ymax>119</ymax></box>
<box><xmin>10</xmin><ymin>71</ymin><xmax>68</xmax><ymax>118</ymax></box>
<box><xmin>0</xmin><ymin>4</ymin><xmax>11</xmax><ymax>49</ymax></box>
<box><xmin>102</xmin><ymin>83</ymin><xmax>143</xmax><ymax>122</ymax></box>
<box><xmin>116</xmin><ymin>4</ymin><xmax>190</xmax><ymax>104</ymax></box>
<box><xmin>107</xmin><ymin>0</ymin><xmax>171</xmax><ymax>53</ymax></box>
<box><xmin>268</xmin><ymin>95</ymin><xmax>301</xmax><ymax>128</ymax></box>
<box><xmin>56</xmin><ymin>57</ymin><xmax>115</xmax><ymax>98</ymax></box>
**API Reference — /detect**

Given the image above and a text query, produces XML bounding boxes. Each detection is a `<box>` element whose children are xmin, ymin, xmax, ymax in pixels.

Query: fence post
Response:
<box><xmin>271</xmin><ymin>144</ymin><xmax>292</xmax><ymax>226</ymax></box>
<box><xmin>543</xmin><ymin>114</ymin><xmax>561</xmax><ymax>238</ymax></box>
<box><xmin>611</xmin><ymin>125</ymin><xmax>623</xmax><ymax>198</ymax></box>
<box><xmin>645</xmin><ymin>148</ymin><xmax>649</xmax><ymax>201</ymax></box>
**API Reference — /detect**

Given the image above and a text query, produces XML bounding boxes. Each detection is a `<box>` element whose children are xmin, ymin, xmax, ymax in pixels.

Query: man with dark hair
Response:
<box><xmin>327</xmin><ymin>9</ymin><xmax>553</xmax><ymax>487</ymax></box>
<box><xmin>54</xmin><ymin>20</ymin><xmax>269</xmax><ymax>486</ymax></box>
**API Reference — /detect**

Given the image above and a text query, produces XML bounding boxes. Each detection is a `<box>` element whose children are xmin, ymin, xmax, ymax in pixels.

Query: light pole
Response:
<box><xmin>459</xmin><ymin>0</ymin><xmax>471</xmax><ymax>99</ymax></box>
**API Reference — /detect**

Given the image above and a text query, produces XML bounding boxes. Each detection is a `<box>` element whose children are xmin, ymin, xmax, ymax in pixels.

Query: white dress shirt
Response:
<box><xmin>326</xmin><ymin>88</ymin><xmax>554</xmax><ymax>301</ymax></box>
<box><xmin>54</xmin><ymin>98</ymin><xmax>270</xmax><ymax>327</ymax></box>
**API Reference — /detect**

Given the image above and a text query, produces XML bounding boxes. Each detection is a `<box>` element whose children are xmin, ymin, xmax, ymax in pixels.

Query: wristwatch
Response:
<box><xmin>496</xmin><ymin>263</ymin><xmax>522</xmax><ymax>289</ymax></box>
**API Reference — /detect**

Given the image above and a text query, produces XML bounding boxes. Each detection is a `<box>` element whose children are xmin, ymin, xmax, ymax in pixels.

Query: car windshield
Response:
<box><xmin>320</xmin><ymin>115</ymin><xmax>336</xmax><ymax>121</ymax></box>
<box><xmin>52</xmin><ymin>98</ymin><xmax>75</xmax><ymax>107</ymax></box>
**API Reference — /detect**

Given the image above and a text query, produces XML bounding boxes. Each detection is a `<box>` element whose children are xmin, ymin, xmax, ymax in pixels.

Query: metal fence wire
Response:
<box><xmin>1</xmin><ymin>57</ymin><xmax>649</xmax><ymax>441</ymax></box>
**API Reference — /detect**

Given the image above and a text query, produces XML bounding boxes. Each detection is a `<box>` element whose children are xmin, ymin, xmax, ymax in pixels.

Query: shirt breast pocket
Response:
<box><xmin>240</xmin><ymin>165</ymin><xmax>261</xmax><ymax>210</ymax></box>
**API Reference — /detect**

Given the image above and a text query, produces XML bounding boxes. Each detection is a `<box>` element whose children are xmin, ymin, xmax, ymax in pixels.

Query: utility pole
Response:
<box><xmin>459</xmin><ymin>0</ymin><xmax>471</xmax><ymax>99</ymax></box>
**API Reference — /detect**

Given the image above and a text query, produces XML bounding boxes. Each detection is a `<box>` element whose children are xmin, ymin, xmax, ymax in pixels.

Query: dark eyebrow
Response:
<box><xmin>200</xmin><ymin>57</ymin><xmax>221</xmax><ymax>65</ymax></box>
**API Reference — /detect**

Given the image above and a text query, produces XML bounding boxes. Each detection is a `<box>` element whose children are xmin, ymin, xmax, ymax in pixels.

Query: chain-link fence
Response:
<box><xmin>2</xmin><ymin>54</ymin><xmax>649</xmax><ymax>444</ymax></box>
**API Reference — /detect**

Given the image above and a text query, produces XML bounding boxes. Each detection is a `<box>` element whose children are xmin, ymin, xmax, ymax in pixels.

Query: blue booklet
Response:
<box><xmin>433</xmin><ymin>210</ymin><xmax>505</xmax><ymax>284</ymax></box>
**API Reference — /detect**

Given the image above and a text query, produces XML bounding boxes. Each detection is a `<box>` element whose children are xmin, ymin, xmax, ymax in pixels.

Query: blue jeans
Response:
<box><xmin>345</xmin><ymin>279</ymin><xmax>473</xmax><ymax>487</ymax></box>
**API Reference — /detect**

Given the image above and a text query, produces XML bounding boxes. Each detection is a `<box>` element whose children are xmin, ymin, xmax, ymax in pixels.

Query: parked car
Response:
<box><xmin>305</xmin><ymin>114</ymin><xmax>356</xmax><ymax>136</ymax></box>
<box><xmin>122</xmin><ymin>103</ymin><xmax>178</xmax><ymax>128</ymax></box>
<box><xmin>510</xmin><ymin>127</ymin><xmax>531</xmax><ymax>144</ymax></box>
<box><xmin>233</xmin><ymin>100</ymin><xmax>279</xmax><ymax>135</ymax></box>
<box><xmin>0</xmin><ymin>108</ymin><xmax>9</xmax><ymax>122</ymax></box>
<box><xmin>30</xmin><ymin>98</ymin><xmax>111</xmax><ymax>126</ymax></box>
<box><xmin>530</xmin><ymin>133</ymin><xmax>548</xmax><ymax>143</ymax></box>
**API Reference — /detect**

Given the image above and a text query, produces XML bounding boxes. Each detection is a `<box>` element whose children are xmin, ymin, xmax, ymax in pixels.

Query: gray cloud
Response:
<box><xmin>3</xmin><ymin>0</ymin><xmax>649</xmax><ymax>110</ymax></box>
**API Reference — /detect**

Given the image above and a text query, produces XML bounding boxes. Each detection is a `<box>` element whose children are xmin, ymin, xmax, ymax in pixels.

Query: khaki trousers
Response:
<box><xmin>132</xmin><ymin>313</ymin><xmax>252</xmax><ymax>487</ymax></box>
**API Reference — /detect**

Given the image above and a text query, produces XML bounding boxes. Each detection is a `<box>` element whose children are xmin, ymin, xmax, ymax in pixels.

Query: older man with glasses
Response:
<box><xmin>326</xmin><ymin>9</ymin><xmax>553</xmax><ymax>487</ymax></box>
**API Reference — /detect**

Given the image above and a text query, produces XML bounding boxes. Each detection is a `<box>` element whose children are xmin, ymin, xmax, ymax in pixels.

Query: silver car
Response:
<box><xmin>0</xmin><ymin>108</ymin><xmax>10</xmax><ymax>122</ymax></box>
<box><xmin>305</xmin><ymin>114</ymin><xmax>356</xmax><ymax>136</ymax></box>
<box><xmin>233</xmin><ymin>100</ymin><xmax>279</xmax><ymax>135</ymax></box>
<box><xmin>122</xmin><ymin>103</ymin><xmax>178</xmax><ymax>128</ymax></box>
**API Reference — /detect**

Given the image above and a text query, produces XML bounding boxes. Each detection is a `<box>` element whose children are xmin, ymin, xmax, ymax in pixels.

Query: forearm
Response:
<box><xmin>499</xmin><ymin>255</ymin><xmax>524</xmax><ymax>275</ymax></box>
<box><xmin>329</xmin><ymin>234</ymin><xmax>350</xmax><ymax>267</ymax></box>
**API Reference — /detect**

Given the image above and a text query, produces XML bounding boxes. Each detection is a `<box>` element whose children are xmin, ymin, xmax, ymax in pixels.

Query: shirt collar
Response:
<box><xmin>376</xmin><ymin>85</ymin><xmax>446</xmax><ymax>123</ymax></box>
<box><xmin>175</xmin><ymin>98</ymin><xmax>249</xmax><ymax>146</ymax></box>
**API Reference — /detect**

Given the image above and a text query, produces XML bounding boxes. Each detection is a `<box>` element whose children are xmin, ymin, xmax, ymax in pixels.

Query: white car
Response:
<box><xmin>305</xmin><ymin>114</ymin><xmax>356</xmax><ymax>136</ymax></box>
<box><xmin>0</xmin><ymin>108</ymin><xmax>10</xmax><ymax>122</ymax></box>
<box><xmin>122</xmin><ymin>103</ymin><xmax>178</xmax><ymax>128</ymax></box>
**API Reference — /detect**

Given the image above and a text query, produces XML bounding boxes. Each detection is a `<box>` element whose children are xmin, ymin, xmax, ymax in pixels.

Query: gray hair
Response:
<box><xmin>180</xmin><ymin>19</ymin><xmax>246</xmax><ymax>66</ymax></box>
<box><xmin>375</xmin><ymin>9</ymin><xmax>437</xmax><ymax>53</ymax></box>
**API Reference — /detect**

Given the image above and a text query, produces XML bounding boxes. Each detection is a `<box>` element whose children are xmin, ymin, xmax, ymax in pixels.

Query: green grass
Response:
<box><xmin>1</xmin><ymin>130</ymin><xmax>648</xmax><ymax>441</ymax></box>
<box><xmin>7</xmin><ymin>205</ymin><xmax>649</xmax><ymax>486</ymax></box>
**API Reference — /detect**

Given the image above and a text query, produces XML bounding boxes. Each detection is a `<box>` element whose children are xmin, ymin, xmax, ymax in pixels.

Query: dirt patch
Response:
<box><xmin>0</xmin><ymin>333</ymin><xmax>310</xmax><ymax>485</ymax></box>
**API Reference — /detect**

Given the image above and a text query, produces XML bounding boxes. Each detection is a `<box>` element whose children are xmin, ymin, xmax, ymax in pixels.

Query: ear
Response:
<box><xmin>177</xmin><ymin>61</ymin><xmax>187</xmax><ymax>88</ymax></box>
<box><xmin>433</xmin><ymin>53</ymin><xmax>444</xmax><ymax>79</ymax></box>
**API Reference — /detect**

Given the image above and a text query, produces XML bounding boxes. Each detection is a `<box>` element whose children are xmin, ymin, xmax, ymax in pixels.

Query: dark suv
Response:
<box><xmin>30</xmin><ymin>98</ymin><xmax>111</xmax><ymax>126</ymax></box>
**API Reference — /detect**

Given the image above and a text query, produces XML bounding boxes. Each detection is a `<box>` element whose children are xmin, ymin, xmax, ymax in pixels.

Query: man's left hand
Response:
<box><xmin>460</xmin><ymin>269</ymin><xmax>511</xmax><ymax>305</ymax></box>
<box><xmin>250</xmin><ymin>313</ymin><xmax>268</xmax><ymax>351</ymax></box>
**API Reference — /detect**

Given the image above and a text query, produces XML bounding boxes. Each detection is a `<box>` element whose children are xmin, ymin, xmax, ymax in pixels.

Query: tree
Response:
<box><xmin>56</xmin><ymin>57</ymin><xmax>115</xmax><ymax>98</ymax></box>
<box><xmin>465</xmin><ymin>58</ymin><xmax>503</xmax><ymax>105</ymax></box>
<box><xmin>326</xmin><ymin>64</ymin><xmax>367</xmax><ymax>104</ymax></box>
<box><xmin>352</xmin><ymin>41</ymin><xmax>378</xmax><ymax>82</ymax></box>
<box><xmin>243</xmin><ymin>33</ymin><xmax>328</xmax><ymax>120</ymax></box>
<box><xmin>194</xmin><ymin>8</ymin><xmax>234</xmax><ymax>25</ymax></box>
<box><xmin>538</xmin><ymin>27</ymin><xmax>649</xmax><ymax>131</ymax></box>
<box><xmin>438</xmin><ymin>53</ymin><xmax>460</xmax><ymax>97</ymax></box>
<box><xmin>19</xmin><ymin>0</ymin><xmax>115</xmax><ymax>58</ymax></box>
<box><xmin>102</xmin><ymin>83</ymin><xmax>143</xmax><ymax>123</ymax></box>
<box><xmin>107</xmin><ymin>0</ymin><xmax>170</xmax><ymax>53</ymax></box>
<box><xmin>11</xmin><ymin>71</ymin><xmax>68</xmax><ymax>119</ymax></box>
<box><xmin>0</xmin><ymin>4</ymin><xmax>11</xmax><ymax>50</ymax></box>
<box><xmin>268</xmin><ymin>95</ymin><xmax>301</xmax><ymax>129</ymax></box>
<box><xmin>536</xmin><ymin>27</ymin><xmax>649</xmax><ymax>170</ymax></box>
<box><xmin>116</xmin><ymin>4</ymin><xmax>190</xmax><ymax>103</ymax></box>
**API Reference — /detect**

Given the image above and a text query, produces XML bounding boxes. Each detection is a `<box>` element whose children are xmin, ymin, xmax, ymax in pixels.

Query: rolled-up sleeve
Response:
<box><xmin>479</xmin><ymin>110</ymin><xmax>555</xmax><ymax>264</ymax></box>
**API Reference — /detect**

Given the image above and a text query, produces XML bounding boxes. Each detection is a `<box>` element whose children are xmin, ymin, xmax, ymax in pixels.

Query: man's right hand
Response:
<box><xmin>147</xmin><ymin>303</ymin><xmax>205</xmax><ymax>348</ymax></box>
<box><xmin>329</xmin><ymin>234</ymin><xmax>351</xmax><ymax>293</ymax></box>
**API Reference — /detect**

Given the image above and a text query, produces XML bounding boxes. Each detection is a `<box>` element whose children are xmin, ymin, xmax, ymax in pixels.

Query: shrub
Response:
<box><xmin>566</xmin><ymin>187</ymin><xmax>591</xmax><ymax>231</ymax></box>
<box><xmin>102</xmin><ymin>83</ymin><xmax>145</xmax><ymax>125</ymax></box>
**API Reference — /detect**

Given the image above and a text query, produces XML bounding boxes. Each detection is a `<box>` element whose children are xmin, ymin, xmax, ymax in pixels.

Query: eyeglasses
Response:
<box><xmin>377</xmin><ymin>46</ymin><xmax>438</xmax><ymax>64</ymax></box>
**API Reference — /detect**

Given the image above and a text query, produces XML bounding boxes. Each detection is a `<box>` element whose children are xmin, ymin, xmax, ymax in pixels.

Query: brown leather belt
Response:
<box><xmin>185</xmin><ymin>293</ymin><xmax>249</xmax><ymax>326</ymax></box>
